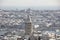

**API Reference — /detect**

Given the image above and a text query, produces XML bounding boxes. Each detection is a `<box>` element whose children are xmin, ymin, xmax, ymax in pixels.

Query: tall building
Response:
<box><xmin>25</xmin><ymin>15</ymin><xmax>33</xmax><ymax>35</ymax></box>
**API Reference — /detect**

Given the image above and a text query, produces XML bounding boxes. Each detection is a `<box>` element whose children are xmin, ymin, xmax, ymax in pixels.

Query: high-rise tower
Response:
<box><xmin>25</xmin><ymin>15</ymin><xmax>32</xmax><ymax>35</ymax></box>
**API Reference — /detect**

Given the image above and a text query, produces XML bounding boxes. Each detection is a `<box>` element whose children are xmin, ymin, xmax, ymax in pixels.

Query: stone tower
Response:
<box><xmin>25</xmin><ymin>15</ymin><xmax>32</xmax><ymax>35</ymax></box>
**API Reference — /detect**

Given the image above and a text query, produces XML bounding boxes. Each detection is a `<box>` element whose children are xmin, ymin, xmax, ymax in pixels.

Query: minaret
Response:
<box><xmin>25</xmin><ymin>15</ymin><xmax>32</xmax><ymax>35</ymax></box>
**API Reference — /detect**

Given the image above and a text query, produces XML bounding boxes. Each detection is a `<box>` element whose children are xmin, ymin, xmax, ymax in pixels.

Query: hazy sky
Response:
<box><xmin>0</xmin><ymin>0</ymin><xmax>60</xmax><ymax>7</ymax></box>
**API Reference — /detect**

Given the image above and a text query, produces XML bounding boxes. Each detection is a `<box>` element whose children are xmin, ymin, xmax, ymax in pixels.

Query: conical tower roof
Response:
<box><xmin>25</xmin><ymin>15</ymin><xmax>32</xmax><ymax>23</ymax></box>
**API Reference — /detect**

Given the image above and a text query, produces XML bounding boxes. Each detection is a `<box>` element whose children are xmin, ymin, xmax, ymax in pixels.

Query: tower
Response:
<box><xmin>25</xmin><ymin>15</ymin><xmax>32</xmax><ymax>35</ymax></box>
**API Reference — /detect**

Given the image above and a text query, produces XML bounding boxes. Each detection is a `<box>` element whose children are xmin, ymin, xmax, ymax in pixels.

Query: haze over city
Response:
<box><xmin>0</xmin><ymin>0</ymin><xmax>60</xmax><ymax>10</ymax></box>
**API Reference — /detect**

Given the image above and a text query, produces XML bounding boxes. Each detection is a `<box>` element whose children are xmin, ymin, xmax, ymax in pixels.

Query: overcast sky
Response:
<box><xmin>0</xmin><ymin>0</ymin><xmax>60</xmax><ymax>7</ymax></box>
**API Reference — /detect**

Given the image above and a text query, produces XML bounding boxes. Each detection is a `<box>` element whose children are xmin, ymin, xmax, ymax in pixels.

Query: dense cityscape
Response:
<box><xmin>0</xmin><ymin>8</ymin><xmax>60</xmax><ymax>40</ymax></box>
